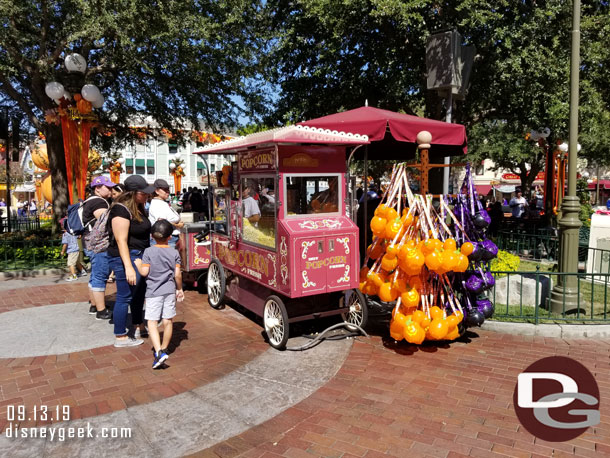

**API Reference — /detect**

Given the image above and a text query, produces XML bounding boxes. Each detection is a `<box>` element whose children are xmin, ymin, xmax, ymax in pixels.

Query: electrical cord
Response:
<box><xmin>286</xmin><ymin>322</ymin><xmax>369</xmax><ymax>352</ymax></box>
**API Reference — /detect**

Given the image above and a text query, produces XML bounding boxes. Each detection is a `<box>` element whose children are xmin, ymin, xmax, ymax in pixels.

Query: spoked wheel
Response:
<box><xmin>263</xmin><ymin>295</ymin><xmax>289</xmax><ymax>350</ymax></box>
<box><xmin>206</xmin><ymin>259</ymin><xmax>226</xmax><ymax>309</ymax></box>
<box><xmin>341</xmin><ymin>289</ymin><xmax>368</xmax><ymax>331</ymax></box>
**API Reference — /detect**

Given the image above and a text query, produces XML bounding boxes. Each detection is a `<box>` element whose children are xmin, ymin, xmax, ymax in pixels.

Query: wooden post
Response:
<box><xmin>404</xmin><ymin>131</ymin><xmax>466</xmax><ymax>195</ymax></box>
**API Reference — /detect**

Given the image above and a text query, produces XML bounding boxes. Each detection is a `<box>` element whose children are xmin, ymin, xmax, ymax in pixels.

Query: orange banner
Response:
<box><xmin>110</xmin><ymin>170</ymin><xmax>121</xmax><ymax>183</ymax></box>
<box><xmin>60</xmin><ymin>117</ymin><xmax>91</xmax><ymax>203</ymax></box>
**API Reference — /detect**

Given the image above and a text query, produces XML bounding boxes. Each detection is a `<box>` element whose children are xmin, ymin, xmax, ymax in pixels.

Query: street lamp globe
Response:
<box><xmin>45</xmin><ymin>82</ymin><xmax>64</xmax><ymax>100</ymax></box>
<box><xmin>81</xmin><ymin>84</ymin><xmax>101</xmax><ymax>103</ymax></box>
<box><xmin>64</xmin><ymin>53</ymin><xmax>87</xmax><ymax>73</ymax></box>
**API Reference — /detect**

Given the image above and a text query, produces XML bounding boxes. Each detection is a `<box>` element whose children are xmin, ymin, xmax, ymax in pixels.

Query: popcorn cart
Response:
<box><xmin>194</xmin><ymin>125</ymin><xmax>370</xmax><ymax>349</ymax></box>
<box><xmin>178</xmin><ymin>222</ymin><xmax>211</xmax><ymax>291</ymax></box>
<box><xmin>178</xmin><ymin>177</ymin><xmax>229</xmax><ymax>292</ymax></box>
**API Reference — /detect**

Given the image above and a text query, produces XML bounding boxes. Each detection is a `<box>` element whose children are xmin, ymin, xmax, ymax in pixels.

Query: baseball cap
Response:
<box><xmin>124</xmin><ymin>175</ymin><xmax>155</xmax><ymax>194</ymax></box>
<box><xmin>90</xmin><ymin>176</ymin><xmax>116</xmax><ymax>188</ymax></box>
<box><xmin>153</xmin><ymin>178</ymin><xmax>170</xmax><ymax>189</ymax></box>
<box><xmin>151</xmin><ymin>219</ymin><xmax>173</xmax><ymax>239</ymax></box>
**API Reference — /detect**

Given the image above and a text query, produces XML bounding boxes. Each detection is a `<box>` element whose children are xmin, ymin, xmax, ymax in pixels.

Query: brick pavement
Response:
<box><xmin>197</xmin><ymin>331</ymin><xmax>610</xmax><ymax>458</ymax></box>
<box><xmin>2</xmin><ymin>280</ymin><xmax>610</xmax><ymax>457</ymax></box>
<box><xmin>0</xmin><ymin>282</ymin><xmax>269</xmax><ymax>433</ymax></box>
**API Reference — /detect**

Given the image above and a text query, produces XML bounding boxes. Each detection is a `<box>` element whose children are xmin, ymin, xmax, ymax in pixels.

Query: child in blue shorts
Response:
<box><xmin>134</xmin><ymin>220</ymin><xmax>184</xmax><ymax>368</ymax></box>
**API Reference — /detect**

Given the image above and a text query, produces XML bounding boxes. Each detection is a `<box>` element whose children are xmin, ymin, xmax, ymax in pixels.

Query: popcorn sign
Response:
<box><xmin>239</xmin><ymin>149</ymin><xmax>275</xmax><ymax>172</ymax></box>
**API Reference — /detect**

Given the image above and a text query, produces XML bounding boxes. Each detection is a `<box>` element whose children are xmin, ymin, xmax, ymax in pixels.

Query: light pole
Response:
<box><xmin>169</xmin><ymin>153</ymin><xmax>185</xmax><ymax>193</ymax></box>
<box><xmin>44</xmin><ymin>53</ymin><xmax>104</xmax><ymax>203</ymax></box>
<box><xmin>550</xmin><ymin>0</ymin><xmax>582</xmax><ymax>314</ymax></box>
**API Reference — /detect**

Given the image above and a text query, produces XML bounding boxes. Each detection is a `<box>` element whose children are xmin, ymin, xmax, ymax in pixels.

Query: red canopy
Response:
<box><xmin>588</xmin><ymin>180</ymin><xmax>610</xmax><ymax>190</ymax></box>
<box><xmin>475</xmin><ymin>184</ymin><xmax>493</xmax><ymax>195</ymax></box>
<box><xmin>299</xmin><ymin>106</ymin><xmax>467</xmax><ymax>157</ymax></box>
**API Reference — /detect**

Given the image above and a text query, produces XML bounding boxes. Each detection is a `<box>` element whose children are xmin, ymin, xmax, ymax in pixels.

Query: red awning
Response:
<box><xmin>588</xmin><ymin>180</ymin><xmax>610</xmax><ymax>190</ymax></box>
<box><xmin>299</xmin><ymin>106</ymin><xmax>467</xmax><ymax>157</ymax></box>
<box><xmin>475</xmin><ymin>184</ymin><xmax>492</xmax><ymax>195</ymax></box>
<box><xmin>193</xmin><ymin>125</ymin><xmax>369</xmax><ymax>155</ymax></box>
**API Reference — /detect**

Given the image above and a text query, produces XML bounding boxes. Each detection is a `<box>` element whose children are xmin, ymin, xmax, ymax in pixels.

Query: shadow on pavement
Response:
<box><xmin>167</xmin><ymin>321</ymin><xmax>189</xmax><ymax>353</ymax></box>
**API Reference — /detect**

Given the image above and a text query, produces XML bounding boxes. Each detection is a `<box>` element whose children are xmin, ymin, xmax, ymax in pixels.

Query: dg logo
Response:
<box><xmin>513</xmin><ymin>356</ymin><xmax>600</xmax><ymax>442</ymax></box>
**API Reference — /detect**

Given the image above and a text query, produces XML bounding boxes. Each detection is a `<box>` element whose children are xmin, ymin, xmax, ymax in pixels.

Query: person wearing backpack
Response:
<box><xmin>107</xmin><ymin>175</ymin><xmax>154</xmax><ymax>347</ymax></box>
<box><xmin>82</xmin><ymin>176</ymin><xmax>116</xmax><ymax>320</ymax></box>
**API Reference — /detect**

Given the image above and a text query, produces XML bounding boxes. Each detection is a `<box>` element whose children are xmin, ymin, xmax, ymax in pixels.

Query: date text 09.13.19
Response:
<box><xmin>7</xmin><ymin>405</ymin><xmax>70</xmax><ymax>422</ymax></box>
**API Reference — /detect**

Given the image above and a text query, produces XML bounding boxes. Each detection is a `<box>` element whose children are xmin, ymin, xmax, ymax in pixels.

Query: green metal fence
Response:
<box><xmin>0</xmin><ymin>216</ymin><xmax>42</xmax><ymax>233</ymax></box>
<box><xmin>0</xmin><ymin>239</ymin><xmax>65</xmax><ymax>271</ymax></box>
<box><xmin>496</xmin><ymin>231</ymin><xmax>560</xmax><ymax>261</ymax></box>
<box><xmin>489</xmin><ymin>269</ymin><xmax>610</xmax><ymax>324</ymax></box>
<box><xmin>496</xmin><ymin>226</ymin><xmax>598</xmax><ymax>266</ymax></box>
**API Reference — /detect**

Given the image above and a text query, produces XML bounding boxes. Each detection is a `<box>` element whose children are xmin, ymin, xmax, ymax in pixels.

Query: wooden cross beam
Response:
<box><xmin>403</xmin><ymin>131</ymin><xmax>466</xmax><ymax>195</ymax></box>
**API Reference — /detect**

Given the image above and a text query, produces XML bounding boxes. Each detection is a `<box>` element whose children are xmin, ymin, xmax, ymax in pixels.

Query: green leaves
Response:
<box><xmin>264</xmin><ymin>0</ymin><xmax>609</xmax><ymax>174</ymax></box>
<box><xmin>1</xmin><ymin>0</ymin><xmax>264</xmax><ymax>134</ymax></box>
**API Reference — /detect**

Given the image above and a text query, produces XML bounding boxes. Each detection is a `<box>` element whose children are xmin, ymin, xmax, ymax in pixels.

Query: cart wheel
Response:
<box><xmin>196</xmin><ymin>271</ymin><xmax>208</xmax><ymax>295</ymax></box>
<box><xmin>341</xmin><ymin>289</ymin><xmax>368</xmax><ymax>331</ymax></box>
<box><xmin>207</xmin><ymin>259</ymin><xmax>226</xmax><ymax>309</ymax></box>
<box><xmin>263</xmin><ymin>295</ymin><xmax>289</xmax><ymax>350</ymax></box>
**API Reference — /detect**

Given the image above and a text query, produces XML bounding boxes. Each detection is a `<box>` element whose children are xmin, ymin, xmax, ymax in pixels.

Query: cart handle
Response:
<box><xmin>194</xmin><ymin>230</ymin><xmax>212</xmax><ymax>246</ymax></box>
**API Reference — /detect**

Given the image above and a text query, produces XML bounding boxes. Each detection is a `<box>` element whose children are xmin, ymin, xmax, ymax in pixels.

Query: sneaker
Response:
<box><xmin>114</xmin><ymin>337</ymin><xmax>144</xmax><ymax>348</ymax></box>
<box><xmin>79</xmin><ymin>269</ymin><xmax>88</xmax><ymax>277</ymax></box>
<box><xmin>65</xmin><ymin>274</ymin><xmax>78</xmax><ymax>282</ymax></box>
<box><xmin>152</xmin><ymin>350</ymin><xmax>169</xmax><ymax>368</ymax></box>
<box><xmin>89</xmin><ymin>304</ymin><xmax>97</xmax><ymax>314</ymax></box>
<box><xmin>134</xmin><ymin>327</ymin><xmax>149</xmax><ymax>339</ymax></box>
<box><xmin>96</xmin><ymin>308</ymin><xmax>112</xmax><ymax>320</ymax></box>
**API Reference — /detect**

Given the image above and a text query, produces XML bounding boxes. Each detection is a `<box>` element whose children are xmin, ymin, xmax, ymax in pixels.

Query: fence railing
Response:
<box><xmin>496</xmin><ymin>231</ymin><xmax>560</xmax><ymax>261</ymax></box>
<box><xmin>488</xmin><ymin>269</ymin><xmax>610</xmax><ymax>324</ymax></box>
<box><xmin>0</xmin><ymin>216</ymin><xmax>42</xmax><ymax>233</ymax></box>
<box><xmin>0</xmin><ymin>239</ymin><xmax>64</xmax><ymax>271</ymax></box>
<box><xmin>496</xmin><ymin>227</ymin><xmax>598</xmax><ymax>266</ymax></box>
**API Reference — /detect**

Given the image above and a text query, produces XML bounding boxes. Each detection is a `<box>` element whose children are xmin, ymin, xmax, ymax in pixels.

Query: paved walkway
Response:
<box><xmin>0</xmin><ymin>276</ymin><xmax>609</xmax><ymax>457</ymax></box>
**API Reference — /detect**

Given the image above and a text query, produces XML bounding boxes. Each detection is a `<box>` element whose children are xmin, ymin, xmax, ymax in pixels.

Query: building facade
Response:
<box><xmin>451</xmin><ymin>158</ymin><xmax>545</xmax><ymax>202</ymax></box>
<box><xmin>105</xmin><ymin>136</ymin><xmax>231</xmax><ymax>193</ymax></box>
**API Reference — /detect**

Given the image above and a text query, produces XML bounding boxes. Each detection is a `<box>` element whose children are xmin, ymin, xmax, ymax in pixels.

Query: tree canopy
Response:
<box><xmin>263</xmin><ymin>0</ymin><xmax>610</xmax><ymax>185</ymax></box>
<box><xmin>0</xmin><ymin>0</ymin><xmax>263</xmax><ymax>217</ymax></box>
<box><xmin>2</xmin><ymin>0</ymin><xmax>609</xmax><ymax>215</ymax></box>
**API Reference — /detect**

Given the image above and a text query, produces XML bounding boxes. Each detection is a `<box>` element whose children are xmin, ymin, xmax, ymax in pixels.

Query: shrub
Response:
<box><xmin>490</xmin><ymin>250</ymin><xmax>521</xmax><ymax>273</ymax></box>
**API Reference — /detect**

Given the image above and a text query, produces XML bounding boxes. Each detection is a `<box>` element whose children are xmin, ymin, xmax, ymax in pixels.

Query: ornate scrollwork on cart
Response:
<box><xmin>302</xmin><ymin>271</ymin><xmax>316</xmax><ymax>288</ymax></box>
<box><xmin>192</xmin><ymin>245</ymin><xmax>210</xmax><ymax>266</ymax></box>
<box><xmin>336</xmin><ymin>265</ymin><xmax>351</xmax><ymax>284</ymax></box>
<box><xmin>336</xmin><ymin>237</ymin><xmax>350</xmax><ymax>254</ymax></box>
<box><xmin>268</xmin><ymin>253</ymin><xmax>277</xmax><ymax>288</ymax></box>
<box><xmin>298</xmin><ymin>219</ymin><xmax>342</xmax><ymax>230</ymax></box>
<box><xmin>280</xmin><ymin>236</ymin><xmax>288</xmax><ymax>285</ymax></box>
<box><xmin>301</xmin><ymin>240</ymin><xmax>315</xmax><ymax>259</ymax></box>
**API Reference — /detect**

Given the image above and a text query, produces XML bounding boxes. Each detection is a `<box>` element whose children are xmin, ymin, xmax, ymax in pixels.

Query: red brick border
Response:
<box><xmin>194</xmin><ymin>332</ymin><xmax>610</xmax><ymax>457</ymax></box>
<box><xmin>0</xmin><ymin>283</ymin><xmax>268</xmax><ymax>432</ymax></box>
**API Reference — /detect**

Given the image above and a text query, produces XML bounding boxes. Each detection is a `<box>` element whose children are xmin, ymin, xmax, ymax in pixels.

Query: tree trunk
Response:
<box><xmin>44</xmin><ymin>123</ymin><xmax>69</xmax><ymax>232</ymax></box>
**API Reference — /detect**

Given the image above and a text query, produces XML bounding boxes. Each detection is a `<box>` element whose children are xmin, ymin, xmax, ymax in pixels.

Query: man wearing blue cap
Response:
<box><xmin>83</xmin><ymin>175</ymin><xmax>116</xmax><ymax>320</ymax></box>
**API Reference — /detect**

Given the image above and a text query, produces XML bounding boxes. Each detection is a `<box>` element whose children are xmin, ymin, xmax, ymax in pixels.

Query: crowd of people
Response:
<box><xmin>63</xmin><ymin>175</ymin><xmax>185</xmax><ymax>369</ymax></box>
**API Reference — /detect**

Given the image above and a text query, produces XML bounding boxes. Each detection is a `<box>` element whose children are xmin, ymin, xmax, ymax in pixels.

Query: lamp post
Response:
<box><xmin>44</xmin><ymin>53</ymin><xmax>104</xmax><ymax>203</ymax></box>
<box><xmin>550</xmin><ymin>0</ymin><xmax>582</xmax><ymax>314</ymax></box>
<box><xmin>169</xmin><ymin>153</ymin><xmax>185</xmax><ymax>193</ymax></box>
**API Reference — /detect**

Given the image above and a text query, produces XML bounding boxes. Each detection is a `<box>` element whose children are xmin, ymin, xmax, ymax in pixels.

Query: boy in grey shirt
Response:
<box><xmin>135</xmin><ymin>220</ymin><xmax>184</xmax><ymax>369</ymax></box>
